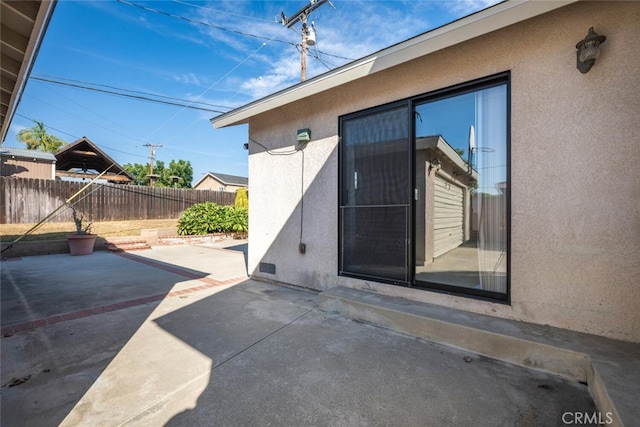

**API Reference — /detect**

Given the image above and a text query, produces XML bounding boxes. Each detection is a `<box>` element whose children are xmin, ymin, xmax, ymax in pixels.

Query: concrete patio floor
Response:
<box><xmin>416</xmin><ymin>241</ymin><xmax>506</xmax><ymax>290</ymax></box>
<box><xmin>1</xmin><ymin>243</ymin><xmax>598</xmax><ymax>426</ymax></box>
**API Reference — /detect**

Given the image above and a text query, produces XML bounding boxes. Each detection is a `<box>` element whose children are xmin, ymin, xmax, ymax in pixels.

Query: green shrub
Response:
<box><xmin>177</xmin><ymin>202</ymin><xmax>248</xmax><ymax>235</ymax></box>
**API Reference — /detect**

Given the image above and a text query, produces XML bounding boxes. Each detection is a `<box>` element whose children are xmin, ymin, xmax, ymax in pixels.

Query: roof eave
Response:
<box><xmin>1</xmin><ymin>0</ymin><xmax>58</xmax><ymax>143</ymax></box>
<box><xmin>211</xmin><ymin>0</ymin><xmax>577</xmax><ymax>129</ymax></box>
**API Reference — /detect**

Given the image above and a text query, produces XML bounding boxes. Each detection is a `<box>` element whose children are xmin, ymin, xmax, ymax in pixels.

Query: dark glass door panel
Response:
<box><xmin>339</xmin><ymin>104</ymin><xmax>411</xmax><ymax>284</ymax></box>
<box><xmin>341</xmin><ymin>205</ymin><xmax>409</xmax><ymax>282</ymax></box>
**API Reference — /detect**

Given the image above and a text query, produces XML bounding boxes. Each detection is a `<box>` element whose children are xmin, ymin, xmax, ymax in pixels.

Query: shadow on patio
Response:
<box><xmin>0</xmin><ymin>247</ymin><xmax>224</xmax><ymax>426</ymax></box>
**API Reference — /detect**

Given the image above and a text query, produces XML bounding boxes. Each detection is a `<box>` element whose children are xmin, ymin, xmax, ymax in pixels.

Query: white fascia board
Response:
<box><xmin>211</xmin><ymin>0</ymin><xmax>577</xmax><ymax>129</ymax></box>
<box><xmin>192</xmin><ymin>172</ymin><xmax>214</xmax><ymax>189</ymax></box>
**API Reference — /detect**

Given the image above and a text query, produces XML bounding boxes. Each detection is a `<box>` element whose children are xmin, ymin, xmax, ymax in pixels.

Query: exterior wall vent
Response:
<box><xmin>259</xmin><ymin>262</ymin><xmax>276</xmax><ymax>274</ymax></box>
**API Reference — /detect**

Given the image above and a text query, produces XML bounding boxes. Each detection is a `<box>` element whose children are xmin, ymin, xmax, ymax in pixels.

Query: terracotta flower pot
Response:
<box><xmin>67</xmin><ymin>234</ymin><xmax>97</xmax><ymax>256</ymax></box>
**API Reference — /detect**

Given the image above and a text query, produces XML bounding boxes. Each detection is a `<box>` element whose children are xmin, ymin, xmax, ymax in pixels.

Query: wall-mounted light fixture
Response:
<box><xmin>429</xmin><ymin>157</ymin><xmax>441</xmax><ymax>171</ymax></box>
<box><xmin>243</xmin><ymin>142</ymin><xmax>249</xmax><ymax>150</ymax></box>
<box><xmin>576</xmin><ymin>27</ymin><xmax>606</xmax><ymax>74</ymax></box>
<box><xmin>297</xmin><ymin>128</ymin><xmax>311</xmax><ymax>143</ymax></box>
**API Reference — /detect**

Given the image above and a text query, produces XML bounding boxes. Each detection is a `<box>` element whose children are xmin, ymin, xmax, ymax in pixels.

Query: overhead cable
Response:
<box><xmin>116</xmin><ymin>0</ymin><xmax>293</xmax><ymax>45</ymax></box>
<box><xmin>29</xmin><ymin>76</ymin><xmax>228</xmax><ymax>113</ymax></box>
<box><xmin>29</xmin><ymin>79</ymin><xmax>156</xmax><ymax>144</ymax></box>
<box><xmin>33</xmin><ymin>74</ymin><xmax>232</xmax><ymax>110</ymax></box>
<box><xmin>15</xmin><ymin>113</ymin><xmax>149</xmax><ymax>159</ymax></box>
<box><xmin>170</xmin><ymin>0</ymin><xmax>275</xmax><ymax>23</ymax></box>
<box><xmin>116</xmin><ymin>0</ymin><xmax>353</xmax><ymax>62</ymax></box>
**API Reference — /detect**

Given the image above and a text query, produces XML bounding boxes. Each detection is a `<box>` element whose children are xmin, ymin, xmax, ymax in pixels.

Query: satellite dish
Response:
<box><xmin>468</xmin><ymin>125</ymin><xmax>476</xmax><ymax>152</ymax></box>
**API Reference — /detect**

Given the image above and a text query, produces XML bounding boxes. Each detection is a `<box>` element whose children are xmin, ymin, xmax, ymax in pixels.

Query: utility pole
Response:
<box><xmin>280</xmin><ymin>0</ymin><xmax>331</xmax><ymax>82</ymax></box>
<box><xmin>143</xmin><ymin>143</ymin><xmax>162</xmax><ymax>186</ymax></box>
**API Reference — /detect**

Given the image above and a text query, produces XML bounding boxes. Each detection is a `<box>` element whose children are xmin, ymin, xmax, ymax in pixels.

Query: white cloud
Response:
<box><xmin>442</xmin><ymin>0</ymin><xmax>503</xmax><ymax>15</ymax></box>
<box><xmin>173</xmin><ymin>72</ymin><xmax>207</xmax><ymax>86</ymax></box>
<box><xmin>8</xmin><ymin>123</ymin><xmax>28</xmax><ymax>143</ymax></box>
<box><xmin>240</xmin><ymin>55</ymin><xmax>300</xmax><ymax>98</ymax></box>
<box><xmin>195</xmin><ymin>0</ymin><xmax>502</xmax><ymax>102</ymax></box>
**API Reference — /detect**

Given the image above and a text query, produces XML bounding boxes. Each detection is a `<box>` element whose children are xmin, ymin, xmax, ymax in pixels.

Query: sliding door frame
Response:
<box><xmin>338</xmin><ymin>72</ymin><xmax>511</xmax><ymax>303</ymax></box>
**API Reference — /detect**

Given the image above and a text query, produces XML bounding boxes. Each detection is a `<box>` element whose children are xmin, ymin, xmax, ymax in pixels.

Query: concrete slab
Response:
<box><xmin>319</xmin><ymin>286</ymin><xmax>640</xmax><ymax>426</ymax></box>
<box><xmin>1</xmin><ymin>244</ymin><xmax>247</xmax><ymax>328</ymax></box>
<box><xmin>1</xmin><ymin>246</ymin><xmax>598</xmax><ymax>426</ymax></box>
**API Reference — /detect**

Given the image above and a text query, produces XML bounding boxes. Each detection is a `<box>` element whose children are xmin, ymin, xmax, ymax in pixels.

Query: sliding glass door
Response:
<box><xmin>414</xmin><ymin>78</ymin><xmax>508</xmax><ymax>298</ymax></box>
<box><xmin>339</xmin><ymin>73</ymin><xmax>509</xmax><ymax>300</ymax></box>
<box><xmin>339</xmin><ymin>103</ymin><xmax>411</xmax><ymax>284</ymax></box>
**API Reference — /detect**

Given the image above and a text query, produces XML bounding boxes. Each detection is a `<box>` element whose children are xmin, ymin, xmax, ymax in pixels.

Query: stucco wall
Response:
<box><xmin>194</xmin><ymin>175</ymin><xmax>244</xmax><ymax>193</ymax></box>
<box><xmin>246</xmin><ymin>1</ymin><xmax>640</xmax><ymax>342</ymax></box>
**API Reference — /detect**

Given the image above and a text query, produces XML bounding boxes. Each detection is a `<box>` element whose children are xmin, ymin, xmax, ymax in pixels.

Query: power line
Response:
<box><xmin>29</xmin><ymin>76</ymin><xmax>228</xmax><ymax>113</ymax></box>
<box><xmin>155</xmin><ymin>41</ymin><xmax>269</xmax><ymax>143</ymax></box>
<box><xmin>32</xmin><ymin>74</ymin><xmax>233</xmax><ymax>110</ymax></box>
<box><xmin>30</xmin><ymin>78</ymin><xmax>154</xmax><ymax>144</ymax></box>
<box><xmin>15</xmin><ymin>113</ymin><xmax>78</xmax><ymax>140</ymax></box>
<box><xmin>14</xmin><ymin>113</ymin><xmax>148</xmax><ymax>160</ymax></box>
<box><xmin>116</xmin><ymin>0</ymin><xmax>292</xmax><ymax>45</ymax></box>
<box><xmin>24</xmin><ymin>86</ymin><xmax>155</xmax><ymax>149</ymax></box>
<box><xmin>143</xmin><ymin>143</ymin><xmax>163</xmax><ymax>186</ymax></box>
<box><xmin>170</xmin><ymin>0</ymin><xmax>274</xmax><ymax>23</ymax></box>
<box><xmin>116</xmin><ymin>0</ymin><xmax>353</xmax><ymax>62</ymax></box>
<box><xmin>280</xmin><ymin>0</ymin><xmax>334</xmax><ymax>81</ymax></box>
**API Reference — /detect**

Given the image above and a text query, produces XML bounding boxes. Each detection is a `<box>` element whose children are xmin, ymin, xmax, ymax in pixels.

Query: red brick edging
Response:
<box><xmin>1</xmin><ymin>252</ymin><xmax>247</xmax><ymax>337</ymax></box>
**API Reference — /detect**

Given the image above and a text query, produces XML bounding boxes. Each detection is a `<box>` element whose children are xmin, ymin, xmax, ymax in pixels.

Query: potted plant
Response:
<box><xmin>67</xmin><ymin>204</ymin><xmax>97</xmax><ymax>255</ymax></box>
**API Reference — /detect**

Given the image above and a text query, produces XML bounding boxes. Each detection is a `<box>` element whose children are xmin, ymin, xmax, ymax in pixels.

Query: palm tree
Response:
<box><xmin>16</xmin><ymin>121</ymin><xmax>66</xmax><ymax>153</ymax></box>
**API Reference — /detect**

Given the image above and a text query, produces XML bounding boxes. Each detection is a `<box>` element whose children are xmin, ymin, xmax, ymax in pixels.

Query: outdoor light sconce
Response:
<box><xmin>576</xmin><ymin>27</ymin><xmax>606</xmax><ymax>74</ymax></box>
<box><xmin>429</xmin><ymin>157</ymin><xmax>442</xmax><ymax>171</ymax></box>
<box><xmin>297</xmin><ymin>128</ymin><xmax>311</xmax><ymax>143</ymax></box>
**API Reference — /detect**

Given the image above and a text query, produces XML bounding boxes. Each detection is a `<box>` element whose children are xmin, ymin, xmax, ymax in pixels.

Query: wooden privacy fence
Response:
<box><xmin>0</xmin><ymin>177</ymin><xmax>236</xmax><ymax>224</ymax></box>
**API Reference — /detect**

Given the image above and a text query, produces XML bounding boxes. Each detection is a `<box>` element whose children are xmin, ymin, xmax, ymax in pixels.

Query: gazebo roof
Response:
<box><xmin>55</xmin><ymin>136</ymin><xmax>133</xmax><ymax>183</ymax></box>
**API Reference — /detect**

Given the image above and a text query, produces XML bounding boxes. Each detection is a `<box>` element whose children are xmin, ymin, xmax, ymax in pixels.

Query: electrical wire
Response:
<box><xmin>155</xmin><ymin>42</ymin><xmax>269</xmax><ymax>143</ymax></box>
<box><xmin>248</xmin><ymin>136</ymin><xmax>306</xmax><ymax>247</ymax></box>
<box><xmin>15</xmin><ymin>113</ymin><xmax>78</xmax><ymax>140</ymax></box>
<box><xmin>170</xmin><ymin>0</ymin><xmax>275</xmax><ymax>23</ymax></box>
<box><xmin>248</xmin><ymin>137</ymin><xmax>301</xmax><ymax>156</ymax></box>
<box><xmin>299</xmin><ymin>148</ymin><xmax>305</xmax><ymax>246</ymax></box>
<box><xmin>116</xmin><ymin>0</ymin><xmax>294</xmax><ymax>46</ymax></box>
<box><xmin>14</xmin><ymin>113</ymin><xmax>148</xmax><ymax>160</ymax></box>
<box><xmin>28</xmin><ymin>80</ymin><xmax>156</xmax><ymax>145</ymax></box>
<box><xmin>116</xmin><ymin>0</ymin><xmax>353</xmax><ymax>62</ymax></box>
<box><xmin>32</xmin><ymin>74</ymin><xmax>233</xmax><ymax>110</ymax></box>
<box><xmin>309</xmin><ymin>48</ymin><xmax>335</xmax><ymax>71</ymax></box>
<box><xmin>30</xmin><ymin>76</ymin><xmax>227</xmax><ymax>113</ymax></box>
<box><xmin>21</xmin><ymin>91</ymin><xmax>154</xmax><ymax>156</ymax></box>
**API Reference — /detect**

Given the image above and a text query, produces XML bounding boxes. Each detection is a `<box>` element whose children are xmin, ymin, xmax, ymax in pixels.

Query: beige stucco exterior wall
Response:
<box><xmin>1</xmin><ymin>157</ymin><xmax>55</xmax><ymax>180</ymax></box>
<box><xmin>246</xmin><ymin>1</ymin><xmax>640</xmax><ymax>342</ymax></box>
<box><xmin>194</xmin><ymin>175</ymin><xmax>245</xmax><ymax>193</ymax></box>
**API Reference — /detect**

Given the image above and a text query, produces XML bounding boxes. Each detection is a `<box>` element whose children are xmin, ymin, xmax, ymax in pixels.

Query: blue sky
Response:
<box><xmin>5</xmin><ymin>0</ymin><xmax>499</xmax><ymax>184</ymax></box>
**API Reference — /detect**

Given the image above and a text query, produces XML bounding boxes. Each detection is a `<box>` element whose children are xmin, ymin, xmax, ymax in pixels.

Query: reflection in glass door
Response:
<box><xmin>414</xmin><ymin>81</ymin><xmax>508</xmax><ymax>298</ymax></box>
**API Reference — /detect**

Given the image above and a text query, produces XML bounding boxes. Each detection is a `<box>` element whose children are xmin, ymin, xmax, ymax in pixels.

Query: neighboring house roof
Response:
<box><xmin>417</xmin><ymin>135</ymin><xmax>479</xmax><ymax>182</ymax></box>
<box><xmin>211</xmin><ymin>0</ymin><xmax>577</xmax><ymax>129</ymax></box>
<box><xmin>194</xmin><ymin>172</ymin><xmax>248</xmax><ymax>188</ymax></box>
<box><xmin>54</xmin><ymin>136</ymin><xmax>134</xmax><ymax>182</ymax></box>
<box><xmin>1</xmin><ymin>0</ymin><xmax>57</xmax><ymax>143</ymax></box>
<box><xmin>0</xmin><ymin>147</ymin><xmax>56</xmax><ymax>162</ymax></box>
